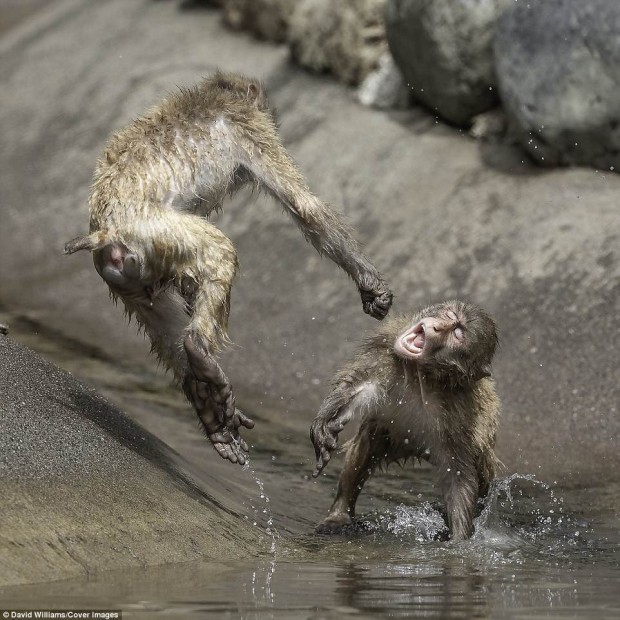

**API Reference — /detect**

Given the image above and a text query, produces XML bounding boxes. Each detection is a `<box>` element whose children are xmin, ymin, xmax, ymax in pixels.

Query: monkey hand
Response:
<box><xmin>360</xmin><ymin>284</ymin><xmax>393</xmax><ymax>321</ymax></box>
<box><xmin>310</xmin><ymin>416</ymin><xmax>340</xmax><ymax>477</ymax></box>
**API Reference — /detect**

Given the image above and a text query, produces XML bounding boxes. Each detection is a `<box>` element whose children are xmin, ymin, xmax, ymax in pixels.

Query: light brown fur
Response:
<box><xmin>65</xmin><ymin>72</ymin><xmax>392</xmax><ymax>464</ymax></box>
<box><xmin>310</xmin><ymin>300</ymin><xmax>500</xmax><ymax>540</ymax></box>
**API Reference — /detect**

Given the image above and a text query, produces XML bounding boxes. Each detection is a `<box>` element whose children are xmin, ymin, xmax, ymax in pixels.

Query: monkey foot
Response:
<box><xmin>0</xmin><ymin>323</ymin><xmax>9</xmax><ymax>335</ymax></box>
<box><xmin>316</xmin><ymin>513</ymin><xmax>356</xmax><ymax>535</ymax></box>
<box><xmin>361</xmin><ymin>288</ymin><xmax>393</xmax><ymax>321</ymax></box>
<box><xmin>183</xmin><ymin>335</ymin><xmax>255</xmax><ymax>466</ymax></box>
<box><xmin>185</xmin><ymin>373</ymin><xmax>255</xmax><ymax>465</ymax></box>
<box><xmin>206</xmin><ymin>417</ymin><xmax>253</xmax><ymax>465</ymax></box>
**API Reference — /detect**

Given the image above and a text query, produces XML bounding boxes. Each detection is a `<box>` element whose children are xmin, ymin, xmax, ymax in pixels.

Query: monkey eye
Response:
<box><xmin>454</xmin><ymin>325</ymin><xmax>465</xmax><ymax>341</ymax></box>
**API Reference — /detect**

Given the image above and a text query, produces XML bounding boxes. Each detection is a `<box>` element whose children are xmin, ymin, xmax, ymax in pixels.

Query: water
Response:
<box><xmin>1</xmin><ymin>319</ymin><xmax>619</xmax><ymax>618</ymax></box>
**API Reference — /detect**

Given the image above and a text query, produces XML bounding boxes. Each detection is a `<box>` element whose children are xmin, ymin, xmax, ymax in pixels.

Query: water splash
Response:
<box><xmin>369</xmin><ymin>501</ymin><xmax>448</xmax><ymax>542</ymax></box>
<box><xmin>357</xmin><ymin>473</ymin><xmax>590</xmax><ymax>564</ymax></box>
<box><xmin>243</xmin><ymin>459</ymin><xmax>279</xmax><ymax>604</ymax></box>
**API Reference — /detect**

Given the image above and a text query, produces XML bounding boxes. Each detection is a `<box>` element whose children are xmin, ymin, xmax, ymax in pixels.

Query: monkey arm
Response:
<box><xmin>310</xmin><ymin>374</ymin><xmax>379</xmax><ymax>477</ymax></box>
<box><xmin>235</xmin><ymin>125</ymin><xmax>393</xmax><ymax>320</ymax></box>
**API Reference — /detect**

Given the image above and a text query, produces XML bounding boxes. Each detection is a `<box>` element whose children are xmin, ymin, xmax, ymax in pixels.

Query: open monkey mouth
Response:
<box><xmin>398</xmin><ymin>321</ymin><xmax>426</xmax><ymax>357</ymax></box>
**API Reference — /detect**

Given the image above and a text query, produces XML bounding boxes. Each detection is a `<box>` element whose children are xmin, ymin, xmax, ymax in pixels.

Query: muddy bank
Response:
<box><xmin>0</xmin><ymin>0</ymin><xmax>618</xmax><ymax>486</ymax></box>
<box><xmin>0</xmin><ymin>335</ymin><xmax>266</xmax><ymax>587</ymax></box>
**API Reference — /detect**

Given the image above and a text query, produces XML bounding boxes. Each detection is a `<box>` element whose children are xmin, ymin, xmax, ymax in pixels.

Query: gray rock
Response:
<box><xmin>495</xmin><ymin>0</ymin><xmax>620</xmax><ymax>170</ymax></box>
<box><xmin>385</xmin><ymin>0</ymin><xmax>512</xmax><ymax>125</ymax></box>
<box><xmin>221</xmin><ymin>0</ymin><xmax>295</xmax><ymax>43</ymax></box>
<box><xmin>0</xmin><ymin>336</ymin><xmax>264</xmax><ymax>586</ymax></box>
<box><xmin>288</xmin><ymin>0</ymin><xmax>388</xmax><ymax>85</ymax></box>
<box><xmin>357</xmin><ymin>52</ymin><xmax>411</xmax><ymax>110</ymax></box>
<box><xmin>1</xmin><ymin>0</ymin><xmax>619</xmax><ymax>487</ymax></box>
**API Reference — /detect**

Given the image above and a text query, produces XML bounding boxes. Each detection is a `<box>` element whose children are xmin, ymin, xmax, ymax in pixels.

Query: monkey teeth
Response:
<box><xmin>400</xmin><ymin>323</ymin><xmax>425</xmax><ymax>355</ymax></box>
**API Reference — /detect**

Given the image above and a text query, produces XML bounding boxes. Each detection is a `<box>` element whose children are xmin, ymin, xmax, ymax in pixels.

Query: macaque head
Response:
<box><xmin>394</xmin><ymin>301</ymin><xmax>498</xmax><ymax>383</ymax></box>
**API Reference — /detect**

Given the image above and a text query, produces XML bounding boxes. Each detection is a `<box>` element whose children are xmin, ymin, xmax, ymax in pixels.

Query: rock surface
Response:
<box><xmin>0</xmin><ymin>0</ymin><xmax>619</xmax><ymax>486</ymax></box>
<box><xmin>0</xmin><ymin>334</ymin><xmax>263</xmax><ymax>587</ymax></box>
<box><xmin>385</xmin><ymin>0</ymin><xmax>511</xmax><ymax>125</ymax></box>
<box><xmin>289</xmin><ymin>0</ymin><xmax>387</xmax><ymax>85</ymax></box>
<box><xmin>222</xmin><ymin>0</ymin><xmax>294</xmax><ymax>42</ymax></box>
<box><xmin>357</xmin><ymin>52</ymin><xmax>410</xmax><ymax>110</ymax></box>
<box><xmin>495</xmin><ymin>0</ymin><xmax>620</xmax><ymax>170</ymax></box>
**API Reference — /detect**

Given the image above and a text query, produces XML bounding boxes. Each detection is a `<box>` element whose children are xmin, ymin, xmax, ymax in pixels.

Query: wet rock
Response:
<box><xmin>385</xmin><ymin>0</ymin><xmax>512</xmax><ymax>125</ymax></box>
<box><xmin>0</xmin><ymin>336</ymin><xmax>264</xmax><ymax>586</ymax></box>
<box><xmin>469</xmin><ymin>109</ymin><xmax>507</xmax><ymax>142</ymax></box>
<box><xmin>288</xmin><ymin>0</ymin><xmax>388</xmax><ymax>85</ymax></box>
<box><xmin>221</xmin><ymin>0</ymin><xmax>294</xmax><ymax>43</ymax></box>
<box><xmin>495</xmin><ymin>0</ymin><xmax>620</xmax><ymax>170</ymax></box>
<box><xmin>357</xmin><ymin>52</ymin><xmax>410</xmax><ymax>110</ymax></box>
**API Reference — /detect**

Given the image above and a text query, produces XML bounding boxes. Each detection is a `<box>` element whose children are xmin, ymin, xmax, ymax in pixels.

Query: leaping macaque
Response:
<box><xmin>310</xmin><ymin>300</ymin><xmax>500</xmax><ymax>541</ymax></box>
<box><xmin>65</xmin><ymin>73</ymin><xmax>392</xmax><ymax>466</ymax></box>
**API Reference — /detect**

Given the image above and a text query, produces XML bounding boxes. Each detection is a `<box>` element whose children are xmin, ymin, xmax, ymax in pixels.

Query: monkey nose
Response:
<box><xmin>423</xmin><ymin>317</ymin><xmax>454</xmax><ymax>334</ymax></box>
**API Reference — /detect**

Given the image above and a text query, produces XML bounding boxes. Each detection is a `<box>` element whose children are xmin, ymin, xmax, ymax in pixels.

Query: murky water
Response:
<box><xmin>2</xmin><ymin>316</ymin><xmax>619</xmax><ymax>618</ymax></box>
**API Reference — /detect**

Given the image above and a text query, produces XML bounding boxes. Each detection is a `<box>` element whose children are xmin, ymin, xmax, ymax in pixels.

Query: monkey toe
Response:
<box><xmin>233</xmin><ymin>409</ymin><xmax>255</xmax><ymax>430</ymax></box>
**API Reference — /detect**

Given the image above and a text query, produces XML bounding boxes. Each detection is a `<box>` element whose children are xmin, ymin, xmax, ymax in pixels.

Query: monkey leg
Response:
<box><xmin>92</xmin><ymin>231</ymin><xmax>254</xmax><ymax>465</ymax></box>
<box><xmin>178</xmin><ymin>222</ymin><xmax>255</xmax><ymax>465</ymax></box>
<box><xmin>235</xmin><ymin>126</ymin><xmax>393</xmax><ymax>320</ymax></box>
<box><xmin>476</xmin><ymin>450</ymin><xmax>497</xmax><ymax>499</ymax></box>
<box><xmin>317</xmin><ymin>421</ymin><xmax>385</xmax><ymax>533</ymax></box>
<box><xmin>439</xmin><ymin>461</ymin><xmax>479</xmax><ymax>541</ymax></box>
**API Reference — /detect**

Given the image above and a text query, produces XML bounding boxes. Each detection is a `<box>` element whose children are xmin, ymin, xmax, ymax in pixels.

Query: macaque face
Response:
<box><xmin>394</xmin><ymin>301</ymin><xmax>497</xmax><ymax>381</ymax></box>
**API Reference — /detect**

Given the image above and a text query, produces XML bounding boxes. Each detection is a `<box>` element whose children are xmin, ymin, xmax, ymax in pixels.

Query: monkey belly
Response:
<box><xmin>373</xmin><ymin>398</ymin><xmax>442</xmax><ymax>465</ymax></box>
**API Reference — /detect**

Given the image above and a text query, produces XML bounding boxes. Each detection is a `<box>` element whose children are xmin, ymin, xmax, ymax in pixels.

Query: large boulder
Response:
<box><xmin>221</xmin><ymin>0</ymin><xmax>295</xmax><ymax>43</ymax></box>
<box><xmin>1</xmin><ymin>0</ymin><xmax>619</xmax><ymax>487</ymax></box>
<box><xmin>357</xmin><ymin>52</ymin><xmax>411</xmax><ymax>110</ymax></box>
<box><xmin>0</xmin><ymin>334</ymin><xmax>264</xmax><ymax>586</ymax></box>
<box><xmin>288</xmin><ymin>0</ymin><xmax>388</xmax><ymax>85</ymax></box>
<box><xmin>495</xmin><ymin>0</ymin><xmax>620</xmax><ymax>170</ymax></box>
<box><xmin>385</xmin><ymin>0</ymin><xmax>512</xmax><ymax>125</ymax></box>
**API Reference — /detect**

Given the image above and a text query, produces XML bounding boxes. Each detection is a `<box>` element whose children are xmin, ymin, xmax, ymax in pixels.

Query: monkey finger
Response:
<box><xmin>370</xmin><ymin>296</ymin><xmax>392</xmax><ymax>320</ymax></box>
<box><xmin>233</xmin><ymin>410</ymin><xmax>255</xmax><ymax>430</ymax></box>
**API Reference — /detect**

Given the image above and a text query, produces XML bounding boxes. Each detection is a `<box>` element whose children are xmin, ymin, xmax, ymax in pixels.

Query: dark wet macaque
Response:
<box><xmin>64</xmin><ymin>72</ymin><xmax>392</xmax><ymax>465</ymax></box>
<box><xmin>311</xmin><ymin>300</ymin><xmax>500</xmax><ymax>541</ymax></box>
<box><xmin>0</xmin><ymin>323</ymin><xmax>8</xmax><ymax>335</ymax></box>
